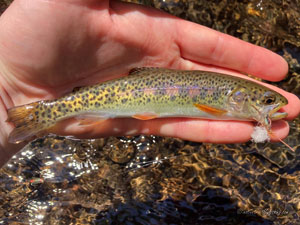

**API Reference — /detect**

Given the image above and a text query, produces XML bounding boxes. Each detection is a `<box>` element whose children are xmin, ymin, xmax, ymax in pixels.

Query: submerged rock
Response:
<box><xmin>0</xmin><ymin>134</ymin><xmax>300</xmax><ymax>224</ymax></box>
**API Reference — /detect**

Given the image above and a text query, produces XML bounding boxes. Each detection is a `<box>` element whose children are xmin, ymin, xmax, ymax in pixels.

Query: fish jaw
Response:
<box><xmin>270</xmin><ymin>111</ymin><xmax>288</xmax><ymax>120</ymax></box>
<box><xmin>251</xmin><ymin>102</ymin><xmax>288</xmax><ymax>130</ymax></box>
<box><xmin>268</xmin><ymin>103</ymin><xmax>288</xmax><ymax>120</ymax></box>
<box><xmin>261</xmin><ymin>102</ymin><xmax>288</xmax><ymax>121</ymax></box>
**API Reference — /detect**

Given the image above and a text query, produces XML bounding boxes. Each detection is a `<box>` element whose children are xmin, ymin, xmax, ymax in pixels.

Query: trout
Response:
<box><xmin>6</xmin><ymin>67</ymin><xmax>288</xmax><ymax>144</ymax></box>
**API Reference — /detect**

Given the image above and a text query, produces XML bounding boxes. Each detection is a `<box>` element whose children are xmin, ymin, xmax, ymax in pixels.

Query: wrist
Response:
<box><xmin>0</xmin><ymin>60</ymin><xmax>23</xmax><ymax>167</ymax></box>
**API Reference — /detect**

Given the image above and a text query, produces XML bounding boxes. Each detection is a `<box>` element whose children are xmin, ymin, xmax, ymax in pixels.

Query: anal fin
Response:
<box><xmin>132</xmin><ymin>113</ymin><xmax>158</xmax><ymax>120</ymax></box>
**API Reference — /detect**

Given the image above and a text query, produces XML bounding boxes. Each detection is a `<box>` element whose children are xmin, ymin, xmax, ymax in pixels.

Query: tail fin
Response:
<box><xmin>6</xmin><ymin>102</ymin><xmax>50</xmax><ymax>144</ymax></box>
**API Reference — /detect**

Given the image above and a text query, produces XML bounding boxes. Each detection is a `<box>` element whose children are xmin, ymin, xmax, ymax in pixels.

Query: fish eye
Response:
<box><xmin>263</xmin><ymin>96</ymin><xmax>276</xmax><ymax>105</ymax></box>
<box><xmin>233</xmin><ymin>91</ymin><xmax>245</xmax><ymax>102</ymax></box>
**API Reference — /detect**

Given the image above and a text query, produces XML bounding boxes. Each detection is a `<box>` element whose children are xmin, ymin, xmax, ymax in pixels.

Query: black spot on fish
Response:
<box><xmin>122</xmin><ymin>99</ymin><xmax>128</xmax><ymax>104</ymax></box>
<box><xmin>62</xmin><ymin>103</ymin><xmax>66</xmax><ymax>108</ymax></box>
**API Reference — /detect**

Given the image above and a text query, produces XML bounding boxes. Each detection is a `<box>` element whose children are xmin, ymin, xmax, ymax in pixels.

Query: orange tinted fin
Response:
<box><xmin>194</xmin><ymin>104</ymin><xmax>227</xmax><ymax>116</ymax></box>
<box><xmin>132</xmin><ymin>113</ymin><xmax>158</xmax><ymax>120</ymax></box>
<box><xmin>75</xmin><ymin>115</ymin><xmax>107</xmax><ymax>126</ymax></box>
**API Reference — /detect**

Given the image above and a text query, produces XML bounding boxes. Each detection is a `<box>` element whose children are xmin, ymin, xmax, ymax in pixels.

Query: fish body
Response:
<box><xmin>7</xmin><ymin>68</ymin><xmax>288</xmax><ymax>143</ymax></box>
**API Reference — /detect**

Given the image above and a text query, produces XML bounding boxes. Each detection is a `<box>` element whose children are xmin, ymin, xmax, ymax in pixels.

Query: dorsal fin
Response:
<box><xmin>72</xmin><ymin>86</ymin><xmax>82</xmax><ymax>92</ymax></box>
<box><xmin>128</xmin><ymin>67</ymin><xmax>169</xmax><ymax>75</ymax></box>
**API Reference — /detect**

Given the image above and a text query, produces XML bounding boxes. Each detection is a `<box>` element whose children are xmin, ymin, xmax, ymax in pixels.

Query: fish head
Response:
<box><xmin>246</xmin><ymin>88</ymin><xmax>288</xmax><ymax>128</ymax></box>
<box><xmin>228</xmin><ymin>86</ymin><xmax>288</xmax><ymax>128</ymax></box>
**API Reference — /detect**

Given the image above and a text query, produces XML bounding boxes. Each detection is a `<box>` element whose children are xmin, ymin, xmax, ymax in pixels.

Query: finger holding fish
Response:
<box><xmin>174</xmin><ymin>19</ymin><xmax>288</xmax><ymax>81</ymax></box>
<box><xmin>40</xmin><ymin>117</ymin><xmax>289</xmax><ymax>144</ymax></box>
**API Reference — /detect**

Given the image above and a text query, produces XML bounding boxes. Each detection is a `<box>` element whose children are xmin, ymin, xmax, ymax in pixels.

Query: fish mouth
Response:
<box><xmin>269</xmin><ymin>105</ymin><xmax>288</xmax><ymax>120</ymax></box>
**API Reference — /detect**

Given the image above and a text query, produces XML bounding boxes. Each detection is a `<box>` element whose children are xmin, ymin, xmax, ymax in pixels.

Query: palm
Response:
<box><xmin>0</xmin><ymin>0</ymin><xmax>290</xmax><ymax>96</ymax></box>
<box><xmin>0</xmin><ymin>0</ymin><xmax>299</xmax><ymax>162</ymax></box>
<box><xmin>1</xmin><ymin>0</ymin><xmax>189</xmax><ymax>98</ymax></box>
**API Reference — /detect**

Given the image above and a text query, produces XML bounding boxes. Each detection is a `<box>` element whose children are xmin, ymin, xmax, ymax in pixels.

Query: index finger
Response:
<box><xmin>175</xmin><ymin>20</ymin><xmax>288</xmax><ymax>81</ymax></box>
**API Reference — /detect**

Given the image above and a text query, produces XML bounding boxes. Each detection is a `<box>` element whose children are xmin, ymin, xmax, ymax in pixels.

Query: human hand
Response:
<box><xmin>0</xmin><ymin>0</ymin><xmax>299</xmax><ymax>166</ymax></box>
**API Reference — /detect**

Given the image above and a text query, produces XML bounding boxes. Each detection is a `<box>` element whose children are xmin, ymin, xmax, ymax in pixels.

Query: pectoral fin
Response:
<box><xmin>194</xmin><ymin>104</ymin><xmax>227</xmax><ymax>116</ymax></box>
<box><xmin>75</xmin><ymin>115</ymin><xmax>108</xmax><ymax>126</ymax></box>
<box><xmin>132</xmin><ymin>113</ymin><xmax>158</xmax><ymax>120</ymax></box>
